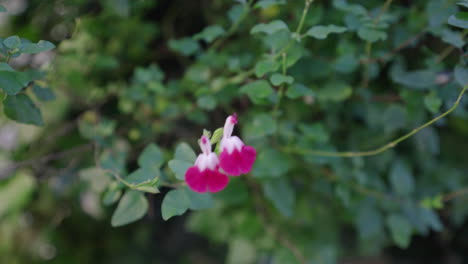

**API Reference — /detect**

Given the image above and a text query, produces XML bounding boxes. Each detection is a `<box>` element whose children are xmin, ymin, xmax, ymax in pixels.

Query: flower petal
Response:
<box><xmin>185</xmin><ymin>166</ymin><xmax>208</xmax><ymax>193</ymax></box>
<box><xmin>239</xmin><ymin>145</ymin><xmax>256</xmax><ymax>174</ymax></box>
<box><xmin>206</xmin><ymin>168</ymin><xmax>229</xmax><ymax>193</ymax></box>
<box><xmin>220</xmin><ymin>148</ymin><xmax>242</xmax><ymax>176</ymax></box>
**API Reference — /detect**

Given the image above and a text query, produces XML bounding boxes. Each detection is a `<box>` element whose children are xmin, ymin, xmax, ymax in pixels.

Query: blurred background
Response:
<box><xmin>1</xmin><ymin>0</ymin><xmax>468</xmax><ymax>263</ymax></box>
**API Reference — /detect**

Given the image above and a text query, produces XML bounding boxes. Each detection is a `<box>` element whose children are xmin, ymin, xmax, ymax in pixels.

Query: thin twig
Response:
<box><xmin>283</xmin><ymin>85</ymin><xmax>468</xmax><ymax>158</ymax></box>
<box><xmin>0</xmin><ymin>144</ymin><xmax>92</xmax><ymax>180</ymax></box>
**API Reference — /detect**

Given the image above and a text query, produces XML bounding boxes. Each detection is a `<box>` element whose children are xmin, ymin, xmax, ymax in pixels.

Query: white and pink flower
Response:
<box><xmin>185</xmin><ymin>135</ymin><xmax>229</xmax><ymax>193</ymax></box>
<box><xmin>219</xmin><ymin>114</ymin><xmax>257</xmax><ymax>176</ymax></box>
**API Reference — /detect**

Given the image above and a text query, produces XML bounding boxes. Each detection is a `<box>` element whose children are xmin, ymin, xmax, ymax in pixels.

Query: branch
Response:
<box><xmin>283</xmin><ymin>85</ymin><xmax>467</xmax><ymax>158</ymax></box>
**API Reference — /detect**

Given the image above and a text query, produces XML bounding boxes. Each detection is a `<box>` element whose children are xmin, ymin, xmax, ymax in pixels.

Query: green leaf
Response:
<box><xmin>270</xmin><ymin>73</ymin><xmax>294</xmax><ymax>86</ymax></box>
<box><xmin>441</xmin><ymin>29</ymin><xmax>465</xmax><ymax>48</ymax></box>
<box><xmin>0</xmin><ymin>71</ymin><xmax>30</xmax><ymax>95</ymax></box>
<box><xmin>387</xmin><ymin>214</ymin><xmax>412</xmax><ymax>248</ymax></box>
<box><xmin>0</xmin><ymin>63</ymin><xmax>14</xmax><ymax>71</ymax></box>
<box><xmin>168</xmin><ymin>160</ymin><xmax>192</xmax><ymax>180</ymax></box>
<box><xmin>357</xmin><ymin>27</ymin><xmax>387</xmax><ymax>42</ymax></box>
<box><xmin>389</xmin><ymin>160</ymin><xmax>414</xmax><ymax>196</ymax></box>
<box><xmin>305</xmin><ymin>25</ymin><xmax>347</xmax><ymax>39</ymax></box>
<box><xmin>3</xmin><ymin>36</ymin><xmax>21</xmax><ymax>49</ymax></box>
<box><xmin>382</xmin><ymin>105</ymin><xmax>407</xmax><ymax>134</ymax></box>
<box><xmin>254</xmin><ymin>59</ymin><xmax>280</xmax><ymax>77</ymax></box>
<box><xmin>254</xmin><ymin>0</ymin><xmax>285</xmax><ymax>9</ymax></box>
<box><xmin>455</xmin><ymin>64</ymin><xmax>468</xmax><ymax>87</ymax></box>
<box><xmin>4</xmin><ymin>94</ymin><xmax>44</xmax><ymax>126</ymax></box>
<box><xmin>448</xmin><ymin>12</ymin><xmax>468</xmax><ymax>29</ymax></box>
<box><xmin>286</xmin><ymin>83</ymin><xmax>314</xmax><ymax>99</ymax></box>
<box><xmin>161</xmin><ymin>189</ymin><xmax>190</xmax><ymax>220</ymax></box>
<box><xmin>228</xmin><ymin>4</ymin><xmax>244</xmax><ymax>25</ymax></box>
<box><xmin>168</xmin><ymin>38</ymin><xmax>200</xmax><ymax>56</ymax></box>
<box><xmin>392</xmin><ymin>69</ymin><xmax>437</xmax><ymax>90</ymax></box>
<box><xmin>250</xmin><ymin>20</ymin><xmax>289</xmax><ymax>35</ymax></box>
<box><xmin>125</xmin><ymin>168</ymin><xmax>160</xmax><ymax>193</ymax></box>
<box><xmin>32</xmin><ymin>85</ymin><xmax>55</xmax><ymax>102</ymax></box>
<box><xmin>0</xmin><ymin>172</ymin><xmax>36</xmax><ymax>218</ymax></box>
<box><xmin>138</xmin><ymin>143</ymin><xmax>164</xmax><ymax>170</ymax></box>
<box><xmin>240</xmin><ymin>80</ymin><xmax>274</xmax><ymax>104</ymax></box>
<box><xmin>244</xmin><ymin>113</ymin><xmax>277</xmax><ymax>139</ymax></box>
<box><xmin>197</xmin><ymin>95</ymin><xmax>217</xmax><ymax>110</ymax></box>
<box><xmin>316</xmin><ymin>81</ymin><xmax>352</xmax><ymax>102</ymax></box>
<box><xmin>174</xmin><ymin>142</ymin><xmax>197</xmax><ymax>162</ymax></box>
<box><xmin>0</xmin><ymin>5</ymin><xmax>6</xmax><ymax>12</ymax></box>
<box><xmin>20</xmin><ymin>40</ymin><xmax>55</xmax><ymax>54</ymax></box>
<box><xmin>193</xmin><ymin>25</ymin><xmax>225</xmax><ymax>43</ymax></box>
<box><xmin>299</xmin><ymin>123</ymin><xmax>329</xmax><ymax>143</ymax></box>
<box><xmin>253</xmin><ymin>148</ymin><xmax>290</xmax><ymax>178</ymax></box>
<box><xmin>262</xmin><ymin>178</ymin><xmax>295</xmax><ymax>218</ymax></box>
<box><xmin>111</xmin><ymin>190</ymin><xmax>148</xmax><ymax>227</ymax></box>
<box><xmin>103</xmin><ymin>185</ymin><xmax>122</xmax><ymax>206</ymax></box>
<box><xmin>210</xmin><ymin>128</ymin><xmax>224</xmax><ymax>144</ymax></box>
<box><xmin>424</xmin><ymin>92</ymin><xmax>442</xmax><ymax>114</ymax></box>
<box><xmin>185</xmin><ymin>188</ymin><xmax>214</xmax><ymax>210</ymax></box>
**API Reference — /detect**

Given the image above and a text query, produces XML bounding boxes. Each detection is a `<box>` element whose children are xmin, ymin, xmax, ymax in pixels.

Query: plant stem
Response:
<box><xmin>373</xmin><ymin>0</ymin><xmax>393</xmax><ymax>25</ymax></box>
<box><xmin>273</xmin><ymin>53</ymin><xmax>287</xmax><ymax>118</ymax></box>
<box><xmin>283</xmin><ymin>85</ymin><xmax>468</xmax><ymax>158</ymax></box>
<box><xmin>295</xmin><ymin>0</ymin><xmax>314</xmax><ymax>35</ymax></box>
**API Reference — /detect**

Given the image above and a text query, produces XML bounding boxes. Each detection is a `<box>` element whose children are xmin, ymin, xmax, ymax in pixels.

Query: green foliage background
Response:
<box><xmin>0</xmin><ymin>0</ymin><xmax>468</xmax><ymax>263</ymax></box>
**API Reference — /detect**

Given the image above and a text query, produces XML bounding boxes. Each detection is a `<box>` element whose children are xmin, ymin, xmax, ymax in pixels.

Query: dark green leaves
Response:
<box><xmin>270</xmin><ymin>73</ymin><xmax>294</xmax><ymax>86</ymax></box>
<box><xmin>255</xmin><ymin>58</ymin><xmax>280</xmax><ymax>77</ymax></box>
<box><xmin>391</xmin><ymin>67</ymin><xmax>437</xmax><ymax>90</ymax></box>
<box><xmin>389</xmin><ymin>160</ymin><xmax>414</xmax><ymax>196</ymax></box>
<box><xmin>20</xmin><ymin>40</ymin><xmax>55</xmax><ymax>54</ymax></box>
<box><xmin>240</xmin><ymin>80</ymin><xmax>273</xmax><ymax>104</ymax></box>
<box><xmin>448</xmin><ymin>12</ymin><xmax>468</xmax><ymax>29</ymax></box>
<box><xmin>357</xmin><ymin>26</ymin><xmax>387</xmax><ymax>42</ymax></box>
<box><xmin>3</xmin><ymin>94</ymin><xmax>43</xmax><ymax>126</ymax></box>
<box><xmin>168</xmin><ymin>38</ymin><xmax>200</xmax><ymax>56</ymax></box>
<box><xmin>168</xmin><ymin>142</ymin><xmax>196</xmax><ymax>180</ymax></box>
<box><xmin>262</xmin><ymin>178</ymin><xmax>295</xmax><ymax>218</ymax></box>
<box><xmin>138</xmin><ymin>143</ymin><xmax>164</xmax><ymax>170</ymax></box>
<box><xmin>305</xmin><ymin>25</ymin><xmax>347</xmax><ymax>39</ymax></box>
<box><xmin>32</xmin><ymin>85</ymin><xmax>55</xmax><ymax>101</ymax></box>
<box><xmin>0</xmin><ymin>71</ymin><xmax>30</xmax><ymax>95</ymax></box>
<box><xmin>111</xmin><ymin>190</ymin><xmax>148</xmax><ymax>227</ymax></box>
<box><xmin>161</xmin><ymin>188</ymin><xmax>214</xmax><ymax>220</ymax></box>
<box><xmin>194</xmin><ymin>25</ymin><xmax>225</xmax><ymax>43</ymax></box>
<box><xmin>455</xmin><ymin>65</ymin><xmax>468</xmax><ymax>87</ymax></box>
<box><xmin>251</xmin><ymin>20</ymin><xmax>289</xmax><ymax>35</ymax></box>
<box><xmin>3</xmin><ymin>36</ymin><xmax>21</xmax><ymax>49</ymax></box>
<box><xmin>386</xmin><ymin>214</ymin><xmax>412</xmax><ymax>248</ymax></box>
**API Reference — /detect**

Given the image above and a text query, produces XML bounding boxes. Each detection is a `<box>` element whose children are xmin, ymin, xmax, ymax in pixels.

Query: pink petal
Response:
<box><xmin>206</xmin><ymin>167</ymin><xmax>229</xmax><ymax>193</ymax></box>
<box><xmin>239</xmin><ymin>145</ymin><xmax>256</xmax><ymax>174</ymax></box>
<box><xmin>185</xmin><ymin>166</ymin><xmax>208</xmax><ymax>193</ymax></box>
<box><xmin>219</xmin><ymin>145</ymin><xmax>256</xmax><ymax>176</ymax></box>
<box><xmin>220</xmin><ymin>149</ymin><xmax>242</xmax><ymax>176</ymax></box>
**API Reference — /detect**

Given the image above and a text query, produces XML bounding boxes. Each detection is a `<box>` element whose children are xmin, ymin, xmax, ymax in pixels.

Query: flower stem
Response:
<box><xmin>283</xmin><ymin>85</ymin><xmax>468</xmax><ymax>158</ymax></box>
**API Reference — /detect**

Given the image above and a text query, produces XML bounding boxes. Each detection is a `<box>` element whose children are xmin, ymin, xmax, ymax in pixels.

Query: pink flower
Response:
<box><xmin>185</xmin><ymin>135</ymin><xmax>229</xmax><ymax>193</ymax></box>
<box><xmin>219</xmin><ymin>114</ymin><xmax>257</xmax><ymax>176</ymax></box>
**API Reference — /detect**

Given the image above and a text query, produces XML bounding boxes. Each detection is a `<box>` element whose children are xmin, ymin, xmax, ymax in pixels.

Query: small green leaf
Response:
<box><xmin>357</xmin><ymin>27</ymin><xmax>387</xmax><ymax>42</ymax></box>
<box><xmin>262</xmin><ymin>178</ymin><xmax>295</xmax><ymax>218</ymax></box>
<box><xmin>253</xmin><ymin>148</ymin><xmax>290</xmax><ymax>178</ymax></box>
<box><xmin>0</xmin><ymin>63</ymin><xmax>14</xmax><ymax>71</ymax></box>
<box><xmin>168</xmin><ymin>38</ymin><xmax>200</xmax><ymax>56</ymax></box>
<box><xmin>210</xmin><ymin>128</ymin><xmax>224</xmax><ymax>144</ymax></box>
<box><xmin>4</xmin><ymin>94</ymin><xmax>44</xmax><ymax>126</ymax></box>
<box><xmin>245</xmin><ymin>113</ymin><xmax>277</xmax><ymax>138</ymax></box>
<box><xmin>32</xmin><ymin>85</ymin><xmax>55</xmax><ymax>102</ymax></box>
<box><xmin>138</xmin><ymin>143</ymin><xmax>164</xmax><ymax>169</ymax></box>
<box><xmin>255</xmin><ymin>59</ymin><xmax>280</xmax><ymax>77</ymax></box>
<box><xmin>197</xmin><ymin>95</ymin><xmax>217</xmax><ymax>110</ymax></box>
<box><xmin>103</xmin><ymin>186</ymin><xmax>122</xmax><ymax>206</ymax></box>
<box><xmin>111</xmin><ymin>190</ymin><xmax>148</xmax><ymax>227</ymax></box>
<box><xmin>454</xmin><ymin>65</ymin><xmax>468</xmax><ymax>87</ymax></box>
<box><xmin>174</xmin><ymin>142</ymin><xmax>197</xmax><ymax>162</ymax></box>
<box><xmin>20</xmin><ymin>40</ymin><xmax>55</xmax><ymax>54</ymax></box>
<box><xmin>3</xmin><ymin>36</ymin><xmax>21</xmax><ymax>49</ymax></box>
<box><xmin>387</xmin><ymin>214</ymin><xmax>412</xmax><ymax>248</ymax></box>
<box><xmin>126</xmin><ymin>168</ymin><xmax>160</xmax><ymax>194</ymax></box>
<box><xmin>254</xmin><ymin>0</ymin><xmax>285</xmax><ymax>9</ymax></box>
<box><xmin>448</xmin><ymin>12</ymin><xmax>468</xmax><ymax>29</ymax></box>
<box><xmin>424</xmin><ymin>92</ymin><xmax>442</xmax><ymax>114</ymax></box>
<box><xmin>185</xmin><ymin>188</ymin><xmax>214</xmax><ymax>210</ymax></box>
<box><xmin>305</xmin><ymin>25</ymin><xmax>347</xmax><ymax>39</ymax></box>
<box><xmin>389</xmin><ymin>160</ymin><xmax>414</xmax><ymax>196</ymax></box>
<box><xmin>168</xmin><ymin>160</ymin><xmax>193</xmax><ymax>180</ymax></box>
<box><xmin>251</xmin><ymin>20</ymin><xmax>289</xmax><ymax>35</ymax></box>
<box><xmin>286</xmin><ymin>83</ymin><xmax>314</xmax><ymax>99</ymax></box>
<box><xmin>161</xmin><ymin>189</ymin><xmax>190</xmax><ymax>220</ymax></box>
<box><xmin>240</xmin><ymin>80</ymin><xmax>274</xmax><ymax>104</ymax></box>
<box><xmin>441</xmin><ymin>29</ymin><xmax>465</xmax><ymax>48</ymax></box>
<box><xmin>193</xmin><ymin>25</ymin><xmax>225</xmax><ymax>43</ymax></box>
<box><xmin>316</xmin><ymin>81</ymin><xmax>352</xmax><ymax>102</ymax></box>
<box><xmin>270</xmin><ymin>73</ymin><xmax>294</xmax><ymax>86</ymax></box>
<box><xmin>0</xmin><ymin>71</ymin><xmax>30</xmax><ymax>95</ymax></box>
<box><xmin>392</xmin><ymin>69</ymin><xmax>437</xmax><ymax>90</ymax></box>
